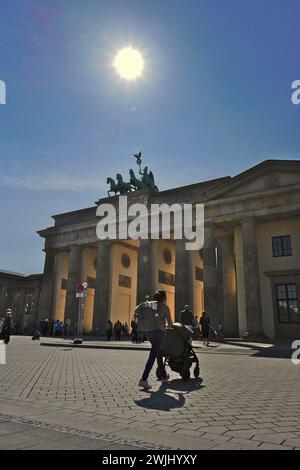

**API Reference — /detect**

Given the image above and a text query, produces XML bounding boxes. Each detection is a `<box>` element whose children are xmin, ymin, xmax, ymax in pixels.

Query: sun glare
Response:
<box><xmin>113</xmin><ymin>47</ymin><xmax>144</xmax><ymax>80</ymax></box>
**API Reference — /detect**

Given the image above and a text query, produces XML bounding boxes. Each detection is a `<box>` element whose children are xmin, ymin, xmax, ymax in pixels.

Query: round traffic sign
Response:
<box><xmin>75</xmin><ymin>283</ymin><xmax>84</xmax><ymax>293</ymax></box>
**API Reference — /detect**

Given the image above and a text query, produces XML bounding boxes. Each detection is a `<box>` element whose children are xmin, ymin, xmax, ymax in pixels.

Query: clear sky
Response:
<box><xmin>0</xmin><ymin>0</ymin><xmax>299</xmax><ymax>274</ymax></box>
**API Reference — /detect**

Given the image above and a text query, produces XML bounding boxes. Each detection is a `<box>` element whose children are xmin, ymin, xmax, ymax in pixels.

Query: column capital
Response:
<box><xmin>95</xmin><ymin>240</ymin><xmax>113</xmax><ymax>251</ymax></box>
<box><xmin>204</xmin><ymin>222</ymin><xmax>217</xmax><ymax>232</ymax></box>
<box><xmin>174</xmin><ymin>237</ymin><xmax>187</xmax><ymax>250</ymax></box>
<box><xmin>68</xmin><ymin>244</ymin><xmax>83</xmax><ymax>252</ymax></box>
<box><xmin>240</xmin><ymin>217</ymin><xmax>256</xmax><ymax>226</ymax></box>
<box><xmin>43</xmin><ymin>248</ymin><xmax>55</xmax><ymax>254</ymax></box>
<box><xmin>215</xmin><ymin>227</ymin><xmax>234</xmax><ymax>241</ymax></box>
<box><xmin>203</xmin><ymin>225</ymin><xmax>216</xmax><ymax>250</ymax></box>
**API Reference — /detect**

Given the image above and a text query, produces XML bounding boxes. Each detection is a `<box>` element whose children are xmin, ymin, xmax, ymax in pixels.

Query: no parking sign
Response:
<box><xmin>75</xmin><ymin>281</ymin><xmax>88</xmax><ymax>298</ymax></box>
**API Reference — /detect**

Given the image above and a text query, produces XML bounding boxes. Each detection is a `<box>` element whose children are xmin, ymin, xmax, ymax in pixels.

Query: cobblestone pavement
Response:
<box><xmin>0</xmin><ymin>336</ymin><xmax>300</xmax><ymax>450</ymax></box>
<box><xmin>0</xmin><ymin>416</ymin><xmax>143</xmax><ymax>450</ymax></box>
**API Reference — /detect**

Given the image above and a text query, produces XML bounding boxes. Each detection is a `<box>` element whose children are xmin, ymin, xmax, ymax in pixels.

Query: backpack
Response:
<box><xmin>135</xmin><ymin>301</ymin><xmax>164</xmax><ymax>332</ymax></box>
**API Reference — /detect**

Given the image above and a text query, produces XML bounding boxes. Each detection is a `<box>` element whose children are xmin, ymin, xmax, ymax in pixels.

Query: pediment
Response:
<box><xmin>193</xmin><ymin>160</ymin><xmax>300</xmax><ymax>202</ymax></box>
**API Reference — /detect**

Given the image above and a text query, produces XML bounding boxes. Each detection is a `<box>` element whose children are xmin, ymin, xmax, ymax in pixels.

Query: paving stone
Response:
<box><xmin>228</xmin><ymin>437</ymin><xmax>261</xmax><ymax>449</ymax></box>
<box><xmin>258</xmin><ymin>442</ymin><xmax>294</xmax><ymax>450</ymax></box>
<box><xmin>259</xmin><ymin>432</ymin><xmax>298</xmax><ymax>445</ymax></box>
<box><xmin>176</xmin><ymin>422</ymin><xmax>203</xmax><ymax>431</ymax></box>
<box><xmin>282</xmin><ymin>437</ymin><xmax>300</xmax><ymax>447</ymax></box>
<box><xmin>201</xmin><ymin>433</ymin><xmax>232</xmax><ymax>443</ymax></box>
<box><xmin>226</xmin><ymin>424</ymin><xmax>254</xmax><ymax>431</ymax></box>
<box><xmin>197</xmin><ymin>425</ymin><xmax>228</xmax><ymax>435</ymax></box>
<box><xmin>212</xmin><ymin>442</ymin><xmax>244</xmax><ymax>450</ymax></box>
<box><xmin>225</xmin><ymin>429</ymin><xmax>256</xmax><ymax>439</ymax></box>
<box><xmin>0</xmin><ymin>421</ymin><xmax>33</xmax><ymax>436</ymax></box>
<box><xmin>271</xmin><ymin>426</ymin><xmax>299</xmax><ymax>433</ymax></box>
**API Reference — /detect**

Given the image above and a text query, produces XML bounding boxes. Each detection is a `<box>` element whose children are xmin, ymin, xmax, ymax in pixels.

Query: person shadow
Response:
<box><xmin>134</xmin><ymin>377</ymin><xmax>204</xmax><ymax>411</ymax></box>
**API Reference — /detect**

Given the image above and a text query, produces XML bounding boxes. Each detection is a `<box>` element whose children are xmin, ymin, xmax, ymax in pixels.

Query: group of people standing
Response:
<box><xmin>1</xmin><ymin>301</ymin><xmax>220</xmax><ymax>350</ymax></box>
<box><xmin>106</xmin><ymin>320</ymin><xmax>129</xmax><ymax>341</ymax></box>
<box><xmin>39</xmin><ymin>318</ymin><xmax>71</xmax><ymax>337</ymax></box>
<box><xmin>106</xmin><ymin>319</ymin><xmax>148</xmax><ymax>343</ymax></box>
<box><xmin>179</xmin><ymin>305</ymin><xmax>214</xmax><ymax>346</ymax></box>
<box><xmin>105</xmin><ymin>305</ymin><xmax>219</xmax><ymax>347</ymax></box>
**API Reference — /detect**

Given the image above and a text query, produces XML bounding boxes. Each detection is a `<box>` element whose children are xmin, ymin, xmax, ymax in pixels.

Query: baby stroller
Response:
<box><xmin>156</xmin><ymin>323</ymin><xmax>200</xmax><ymax>382</ymax></box>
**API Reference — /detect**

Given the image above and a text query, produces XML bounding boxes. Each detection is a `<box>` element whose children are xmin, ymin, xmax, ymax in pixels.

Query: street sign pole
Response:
<box><xmin>74</xmin><ymin>281</ymin><xmax>88</xmax><ymax>345</ymax></box>
<box><xmin>74</xmin><ymin>294</ymin><xmax>83</xmax><ymax>344</ymax></box>
<box><xmin>78</xmin><ymin>297</ymin><xmax>81</xmax><ymax>339</ymax></box>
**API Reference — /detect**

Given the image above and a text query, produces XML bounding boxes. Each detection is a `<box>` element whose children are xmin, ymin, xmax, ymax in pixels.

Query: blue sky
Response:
<box><xmin>0</xmin><ymin>0</ymin><xmax>299</xmax><ymax>274</ymax></box>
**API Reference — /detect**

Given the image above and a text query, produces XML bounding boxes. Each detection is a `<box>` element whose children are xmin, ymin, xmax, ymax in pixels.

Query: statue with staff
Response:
<box><xmin>107</xmin><ymin>152</ymin><xmax>159</xmax><ymax>196</ymax></box>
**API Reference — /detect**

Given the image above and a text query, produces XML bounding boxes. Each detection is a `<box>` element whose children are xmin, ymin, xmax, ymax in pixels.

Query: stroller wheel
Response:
<box><xmin>194</xmin><ymin>365</ymin><xmax>200</xmax><ymax>378</ymax></box>
<box><xmin>181</xmin><ymin>369</ymin><xmax>190</xmax><ymax>382</ymax></box>
<box><xmin>156</xmin><ymin>367</ymin><xmax>162</xmax><ymax>380</ymax></box>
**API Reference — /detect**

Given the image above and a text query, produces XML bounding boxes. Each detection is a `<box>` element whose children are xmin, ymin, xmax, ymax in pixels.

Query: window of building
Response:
<box><xmin>276</xmin><ymin>283</ymin><xmax>299</xmax><ymax>323</ymax></box>
<box><xmin>272</xmin><ymin>235</ymin><xmax>292</xmax><ymax>257</ymax></box>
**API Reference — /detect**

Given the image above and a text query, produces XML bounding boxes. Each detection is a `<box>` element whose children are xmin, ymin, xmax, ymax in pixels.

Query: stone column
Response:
<box><xmin>241</xmin><ymin>219</ymin><xmax>263</xmax><ymax>337</ymax></box>
<box><xmin>64</xmin><ymin>246</ymin><xmax>82</xmax><ymax>331</ymax></box>
<box><xmin>203</xmin><ymin>225</ymin><xmax>218</xmax><ymax>325</ymax></box>
<box><xmin>0</xmin><ymin>285</ymin><xmax>8</xmax><ymax>313</ymax></box>
<box><xmin>137</xmin><ymin>239</ymin><xmax>154</xmax><ymax>303</ymax></box>
<box><xmin>92</xmin><ymin>242</ymin><xmax>111</xmax><ymax>335</ymax></box>
<box><xmin>219</xmin><ymin>230</ymin><xmax>239</xmax><ymax>337</ymax></box>
<box><xmin>38</xmin><ymin>250</ymin><xmax>55</xmax><ymax>322</ymax></box>
<box><xmin>175</xmin><ymin>238</ymin><xmax>193</xmax><ymax>321</ymax></box>
<box><xmin>216</xmin><ymin>239</ymin><xmax>224</xmax><ymax>327</ymax></box>
<box><xmin>32</xmin><ymin>284</ymin><xmax>41</xmax><ymax>323</ymax></box>
<box><xmin>17</xmin><ymin>288</ymin><xmax>26</xmax><ymax>327</ymax></box>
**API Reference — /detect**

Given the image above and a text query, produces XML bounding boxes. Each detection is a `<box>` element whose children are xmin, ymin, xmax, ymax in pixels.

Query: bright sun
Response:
<box><xmin>113</xmin><ymin>47</ymin><xmax>144</xmax><ymax>80</ymax></box>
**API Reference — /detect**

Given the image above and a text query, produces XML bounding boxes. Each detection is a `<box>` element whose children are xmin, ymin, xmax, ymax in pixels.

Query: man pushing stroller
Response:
<box><xmin>134</xmin><ymin>290</ymin><xmax>173</xmax><ymax>390</ymax></box>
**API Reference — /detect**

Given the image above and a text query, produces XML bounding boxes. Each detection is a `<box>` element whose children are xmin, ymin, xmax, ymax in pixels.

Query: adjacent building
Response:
<box><xmin>0</xmin><ymin>269</ymin><xmax>42</xmax><ymax>331</ymax></box>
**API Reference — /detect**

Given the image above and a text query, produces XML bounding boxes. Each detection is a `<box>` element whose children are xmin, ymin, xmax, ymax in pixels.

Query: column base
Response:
<box><xmin>242</xmin><ymin>331</ymin><xmax>269</xmax><ymax>341</ymax></box>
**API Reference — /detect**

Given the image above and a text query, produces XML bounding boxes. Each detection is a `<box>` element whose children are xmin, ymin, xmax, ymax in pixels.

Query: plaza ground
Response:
<box><xmin>0</xmin><ymin>336</ymin><xmax>300</xmax><ymax>450</ymax></box>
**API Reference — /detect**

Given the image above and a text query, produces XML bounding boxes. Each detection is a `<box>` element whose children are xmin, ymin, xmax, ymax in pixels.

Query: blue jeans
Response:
<box><xmin>142</xmin><ymin>330</ymin><xmax>166</xmax><ymax>381</ymax></box>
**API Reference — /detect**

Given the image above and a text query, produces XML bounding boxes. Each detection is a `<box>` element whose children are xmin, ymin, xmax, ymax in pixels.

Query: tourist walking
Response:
<box><xmin>106</xmin><ymin>320</ymin><xmax>113</xmax><ymax>341</ymax></box>
<box><xmin>193</xmin><ymin>315</ymin><xmax>201</xmax><ymax>339</ymax></box>
<box><xmin>40</xmin><ymin>318</ymin><xmax>49</xmax><ymax>336</ymax></box>
<box><xmin>179</xmin><ymin>305</ymin><xmax>195</xmax><ymax>327</ymax></box>
<box><xmin>0</xmin><ymin>308</ymin><xmax>12</xmax><ymax>344</ymax></box>
<box><xmin>200</xmin><ymin>311</ymin><xmax>211</xmax><ymax>346</ymax></box>
<box><xmin>114</xmin><ymin>320</ymin><xmax>122</xmax><ymax>341</ymax></box>
<box><xmin>63</xmin><ymin>320</ymin><xmax>70</xmax><ymax>337</ymax></box>
<box><xmin>54</xmin><ymin>319</ymin><xmax>62</xmax><ymax>337</ymax></box>
<box><xmin>131</xmin><ymin>318</ymin><xmax>139</xmax><ymax>343</ymax></box>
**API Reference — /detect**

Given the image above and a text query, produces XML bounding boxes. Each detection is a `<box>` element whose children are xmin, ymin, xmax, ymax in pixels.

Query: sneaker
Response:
<box><xmin>161</xmin><ymin>373</ymin><xmax>170</xmax><ymax>384</ymax></box>
<box><xmin>138</xmin><ymin>379</ymin><xmax>152</xmax><ymax>390</ymax></box>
